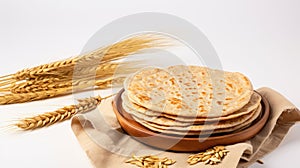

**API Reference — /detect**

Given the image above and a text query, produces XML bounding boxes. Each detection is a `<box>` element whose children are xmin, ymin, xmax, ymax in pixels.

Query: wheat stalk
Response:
<box><xmin>95</xmin><ymin>76</ymin><xmax>126</xmax><ymax>89</ymax></box>
<box><xmin>76</xmin><ymin>34</ymin><xmax>168</xmax><ymax>65</ymax></box>
<box><xmin>77</xmin><ymin>61</ymin><xmax>141</xmax><ymax>78</ymax></box>
<box><xmin>0</xmin><ymin>76</ymin><xmax>125</xmax><ymax>105</ymax></box>
<box><xmin>0</xmin><ymin>34</ymin><xmax>170</xmax><ymax>104</ymax></box>
<box><xmin>11</xmin><ymin>76</ymin><xmax>125</xmax><ymax>94</ymax></box>
<box><xmin>1</xmin><ymin>34</ymin><xmax>167</xmax><ymax>83</ymax></box>
<box><xmin>15</xmin><ymin>94</ymin><xmax>114</xmax><ymax>130</ymax></box>
<box><xmin>7</xmin><ymin>63</ymin><xmax>138</xmax><ymax>94</ymax></box>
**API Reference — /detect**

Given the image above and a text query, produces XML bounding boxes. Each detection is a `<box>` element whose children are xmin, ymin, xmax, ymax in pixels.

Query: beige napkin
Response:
<box><xmin>71</xmin><ymin>87</ymin><xmax>300</xmax><ymax>168</ymax></box>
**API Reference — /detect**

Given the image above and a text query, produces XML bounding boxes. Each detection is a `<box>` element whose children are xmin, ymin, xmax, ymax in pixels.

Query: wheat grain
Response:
<box><xmin>125</xmin><ymin>155</ymin><xmax>176</xmax><ymax>168</ymax></box>
<box><xmin>187</xmin><ymin>146</ymin><xmax>229</xmax><ymax>165</ymax></box>
<box><xmin>15</xmin><ymin>94</ymin><xmax>114</xmax><ymax>130</ymax></box>
<box><xmin>256</xmin><ymin>160</ymin><xmax>264</xmax><ymax>164</ymax></box>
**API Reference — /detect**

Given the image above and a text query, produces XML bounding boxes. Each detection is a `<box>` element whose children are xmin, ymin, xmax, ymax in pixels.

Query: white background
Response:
<box><xmin>0</xmin><ymin>0</ymin><xmax>299</xmax><ymax>167</ymax></box>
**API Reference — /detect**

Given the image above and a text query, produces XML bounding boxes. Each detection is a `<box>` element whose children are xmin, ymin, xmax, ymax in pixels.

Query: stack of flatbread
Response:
<box><xmin>122</xmin><ymin>65</ymin><xmax>262</xmax><ymax>136</ymax></box>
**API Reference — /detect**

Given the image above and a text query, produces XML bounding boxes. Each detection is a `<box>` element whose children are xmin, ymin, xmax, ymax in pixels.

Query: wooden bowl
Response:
<box><xmin>112</xmin><ymin>89</ymin><xmax>270</xmax><ymax>152</ymax></box>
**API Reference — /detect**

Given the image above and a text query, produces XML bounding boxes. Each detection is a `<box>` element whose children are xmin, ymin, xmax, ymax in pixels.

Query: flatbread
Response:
<box><xmin>133</xmin><ymin>104</ymin><xmax>260</xmax><ymax>131</ymax></box>
<box><xmin>133</xmin><ymin>104</ymin><xmax>262</xmax><ymax>136</ymax></box>
<box><xmin>124</xmin><ymin>65</ymin><xmax>253</xmax><ymax>117</ymax></box>
<box><xmin>122</xmin><ymin>91</ymin><xmax>261</xmax><ymax>123</ymax></box>
<box><xmin>123</xmin><ymin>101</ymin><xmax>191</xmax><ymax>127</ymax></box>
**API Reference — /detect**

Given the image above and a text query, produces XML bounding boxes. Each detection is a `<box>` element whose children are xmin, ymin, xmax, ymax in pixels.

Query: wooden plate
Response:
<box><xmin>112</xmin><ymin>89</ymin><xmax>270</xmax><ymax>152</ymax></box>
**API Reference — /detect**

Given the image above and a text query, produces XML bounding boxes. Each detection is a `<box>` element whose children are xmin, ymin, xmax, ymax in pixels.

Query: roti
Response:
<box><xmin>133</xmin><ymin>104</ymin><xmax>262</xmax><ymax>136</ymax></box>
<box><xmin>132</xmin><ymin>104</ymin><xmax>260</xmax><ymax>131</ymax></box>
<box><xmin>124</xmin><ymin>65</ymin><xmax>253</xmax><ymax>118</ymax></box>
<box><xmin>122</xmin><ymin>91</ymin><xmax>261</xmax><ymax>123</ymax></box>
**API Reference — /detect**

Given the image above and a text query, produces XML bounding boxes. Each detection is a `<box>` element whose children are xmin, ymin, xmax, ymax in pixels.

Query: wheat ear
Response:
<box><xmin>6</xmin><ymin>62</ymin><xmax>140</xmax><ymax>94</ymax></box>
<box><xmin>0</xmin><ymin>34</ymin><xmax>169</xmax><ymax>98</ymax></box>
<box><xmin>0</xmin><ymin>76</ymin><xmax>124</xmax><ymax>105</ymax></box>
<box><xmin>9</xmin><ymin>34</ymin><xmax>167</xmax><ymax>81</ymax></box>
<box><xmin>15</xmin><ymin>94</ymin><xmax>114</xmax><ymax>130</ymax></box>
